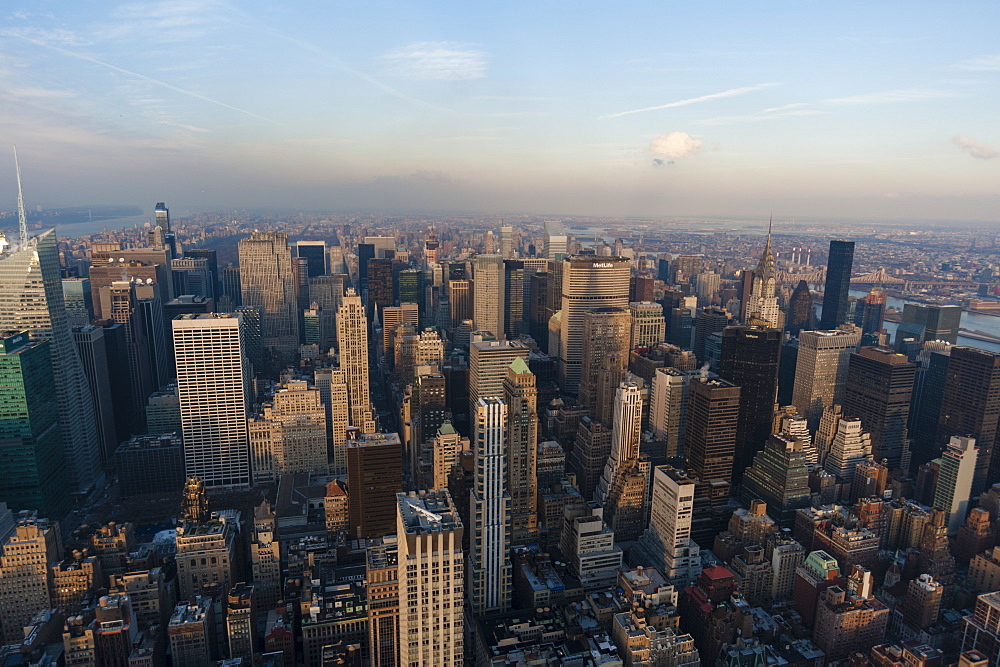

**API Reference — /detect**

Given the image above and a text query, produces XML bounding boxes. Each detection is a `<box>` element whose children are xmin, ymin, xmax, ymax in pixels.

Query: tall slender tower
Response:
<box><xmin>745</xmin><ymin>222</ymin><xmax>780</xmax><ymax>327</ymax></box>
<box><xmin>336</xmin><ymin>289</ymin><xmax>375</xmax><ymax>432</ymax></box>
<box><xmin>173</xmin><ymin>314</ymin><xmax>252</xmax><ymax>489</ymax></box>
<box><xmin>843</xmin><ymin>346</ymin><xmax>915</xmax><ymax>470</ymax></box>
<box><xmin>595</xmin><ymin>381</ymin><xmax>649</xmax><ymax>541</ymax></box>
<box><xmin>503</xmin><ymin>359</ymin><xmax>539</xmax><ymax>546</ymax></box>
<box><xmin>0</xmin><ymin>223</ymin><xmax>100</xmax><ymax>493</ymax></box>
<box><xmin>820</xmin><ymin>240</ymin><xmax>855</xmax><ymax>329</ymax></box>
<box><xmin>596</xmin><ymin>381</ymin><xmax>644</xmax><ymax>503</ymax></box>
<box><xmin>238</xmin><ymin>231</ymin><xmax>299</xmax><ymax>361</ymax></box>
<box><xmin>473</xmin><ymin>254</ymin><xmax>505</xmax><ymax>338</ymax></box>
<box><xmin>579</xmin><ymin>307</ymin><xmax>632</xmax><ymax>421</ymax></box>
<box><xmin>468</xmin><ymin>397</ymin><xmax>512</xmax><ymax>613</ymax></box>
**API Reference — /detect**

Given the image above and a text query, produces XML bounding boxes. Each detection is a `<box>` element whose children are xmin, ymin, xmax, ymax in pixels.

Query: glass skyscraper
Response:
<box><xmin>820</xmin><ymin>240</ymin><xmax>855</xmax><ymax>329</ymax></box>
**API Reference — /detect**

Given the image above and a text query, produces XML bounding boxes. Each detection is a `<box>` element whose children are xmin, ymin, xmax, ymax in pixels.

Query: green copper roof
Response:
<box><xmin>438</xmin><ymin>421</ymin><xmax>457</xmax><ymax>435</ymax></box>
<box><xmin>509</xmin><ymin>357</ymin><xmax>532</xmax><ymax>374</ymax></box>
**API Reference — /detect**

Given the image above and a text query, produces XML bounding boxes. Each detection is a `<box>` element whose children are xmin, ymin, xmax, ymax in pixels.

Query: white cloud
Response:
<box><xmin>824</xmin><ymin>89</ymin><xmax>954</xmax><ymax>105</ymax></box>
<box><xmin>649</xmin><ymin>131</ymin><xmax>702</xmax><ymax>159</ymax></box>
<box><xmin>952</xmin><ymin>54</ymin><xmax>1000</xmax><ymax>72</ymax></box>
<box><xmin>600</xmin><ymin>83</ymin><xmax>778</xmax><ymax>120</ymax></box>
<box><xmin>953</xmin><ymin>135</ymin><xmax>998</xmax><ymax>159</ymax></box>
<box><xmin>381</xmin><ymin>42</ymin><xmax>488</xmax><ymax>80</ymax></box>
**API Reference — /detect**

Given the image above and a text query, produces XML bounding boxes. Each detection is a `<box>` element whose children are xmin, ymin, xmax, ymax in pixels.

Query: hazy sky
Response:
<box><xmin>1</xmin><ymin>1</ymin><xmax>998</xmax><ymax>221</ymax></box>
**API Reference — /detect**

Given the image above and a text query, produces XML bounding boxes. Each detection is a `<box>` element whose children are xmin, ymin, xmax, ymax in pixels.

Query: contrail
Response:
<box><xmin>12</xmin><ymin>34</ymin><xmax>276</xmax><ymax>123</ymax></box>
<box><xmin>600</xmin><ymin>83</ymin><xmax>778</xmax><ymax>120</ymax></box>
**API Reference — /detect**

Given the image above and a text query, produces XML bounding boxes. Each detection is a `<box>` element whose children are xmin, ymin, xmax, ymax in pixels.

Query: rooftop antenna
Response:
<box><xmin>13</xmin><ymin>146</ymin><xmax>28</xmax><ymax>247</ymax></box>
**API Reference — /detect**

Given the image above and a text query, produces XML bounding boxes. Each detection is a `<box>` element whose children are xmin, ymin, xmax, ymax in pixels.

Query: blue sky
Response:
<box><xmin>1</xmin><ymin>1</ymin><xmax>998</xmax><ymax>221</ymax></box>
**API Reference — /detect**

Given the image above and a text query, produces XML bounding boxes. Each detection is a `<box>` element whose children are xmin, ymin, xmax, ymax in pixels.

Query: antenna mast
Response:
<box><xmin>13</xmin><ymin>146</ymin><xmax>28</xmax><ymax>247</ymax></box>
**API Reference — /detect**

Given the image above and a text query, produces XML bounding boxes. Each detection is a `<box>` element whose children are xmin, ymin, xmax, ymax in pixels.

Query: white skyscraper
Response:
<box><xmin>473</xmin><ymin>254</ymin><xmax>505</xmax><ymax>338</ymax></box>
<box><xmin>500</xmin><ymin>225</ymin><xmax>515</xmax><ymax>259</ymax></box>
<box><xmin>173</xmin><ymin>313</ymin><xmax>252</xmax><ymax>488</ymax></box>
<box><xmin>468</xmin><ymin>397</ymin><xmax>512</xmax><ymax>613</ymax></box>
<box><xmin>635</xmin><ymin>466</ymin><xmax>701</xmax><ymax>586</ymax></box>
<box><xmin>823</xmin><ymin>417</ymin><xmax>872</xmax><ymax>485</ymax></box>
<box><xmin>543</xmin><ymin>220</ymin><xmax>568</xmax><ymax>259</ymax></box>
<box><xmin>336</xmin><ymin>289</ymin><xmax>375</xmax><ymax>433</ymax></box>
<box><xmin>0</xmin><ymin>228</ymin><xmax>101</xmax><ymax>493</ymax></box>
<box><xmin>934</xmin><ymin>436</ymin><xmax>978</xmax><ymax>534</ymax></box>
<box><xmin>595</xmin><ymin>381</ymin><xmax>644</xmax><ymax>504</ymax></box>
<box><xmin>396</xmin><ymin>490</ymin><xmax>465</xmax><ymax>667</ymax></box>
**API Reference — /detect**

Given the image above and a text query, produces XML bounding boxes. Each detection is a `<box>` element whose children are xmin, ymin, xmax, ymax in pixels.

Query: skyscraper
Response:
<box><xmin>596</xmin><ymin>381</ymin><xmax>644</xmax><ymax>503</ymax></box>
<box><xmin>238</xmin><ymin>231</ymin><xmax>299</xmax><ymax>361</ymax></box>
<box><xmin>693</xmin><ymin>307</ymin><xmax>731</xmax><ymax>364</ymax></box>
<box><xmin>745</xmin><ymin>231</ymin><xmax>779</xmax><ymax>327</ymax></box>
<box><xmin>686</xmin><ymin>377</ymin><xmax>741</xmax><ymax>485</ymax></box>
<box><xmin>336</xmin><ymin>289</ymin><xmax>375</xmax><ymax>432</ymax></box>
<box><xmin>0</xmin><ymin>333</ymin><xmax>70</xmax><ymax>520</ymax></box>
<box><xmin>396</xmin><ymin>490</ymin><xmax>465</xmax><ymax>667</ymax></box>
<box><xmin>469</xmin><ymin>397</ymin><xmax>512</xmax><ymax>613</ymax></box>
<box><xmin>595</xmin><ymin>382</ymin><xmax>649</xmax><ymax>542</ymax></box>
<box><xmin>820</xmin><ymin>240</ymin><xmax>855</xmax><ymax>329</ymax></box>
<box><xmin>579</xmin><ymin>307</ymin><xmax>632</xmax><ymax>420</ymax></box>
<box><xmin>543</xmin><ymin>220</ymin><xmax>568</xmax><ymax>259</ymax></box>
<box><xmin>740</xmin><ymin>433</ymin><xmax>812</xmax><ymax>527</ymax></box>
<box><xmin>786</xmin><ymin>280</ymin><xmax>813</xmax><ymax>336</ymax></box>
<box><xmin>629</xmin><ymin>301</ymin><xmax>666</xmax><ymax>349</ymax></box>
<box><xmin>843</xmin><ymin>346</ymin><xmax>915</xmax><ymax>470</ymax></box>
<box><xmin>295</xmin><ymin>240</ymin><xmax>327</xmax><ymax>278</ymax></box>
<box><xmin>649</xmin><ymin>367</ymin><xmax>691</xmax><ymax>458</ymax></box>
<box><xmin>792</xmin><ymin>328</ymin><xmax>862</xmax><ymax>427</ymax></box>
<box><xmin>503</xmin><ymin>259</ymin><xmax>525</xmax><ymax>339</ymax></box>
<box><xmin>500</xmin><ymin>225</ymin><xmax>515</xmax><ymax>259</ymax></box>
<box><xmin>634</xmin><ymin>466</ymin><xmax>702</xmax><ymax>585</ymax></box>
<box><xmin>896</xmin><ymin>304</ymin><xmax>962</xmax><ymax>347</ymax></box>
<box><xmin>347</xmin><ymin>433</ymin><xmax>403</xmax><ymax>539</ymax></box>
<box><xmin>558</xmin><ymin>255</ymin><xmax>631</xmax><ymax>393</ymax></box>
<box><xmin>824</xmin><ymin>417</ymin><xmax>872</xmax><ymax>484</ymax></box>
<box><xmin>719</xmin><ymin>325</ymin><xmax>782</xmax><ymax>478</ymax></box>
<box><xmin>0</xmin><ymin>229</ymin><xmax>100</xmax><ymax>493</ymax></box>
<box><xmin>468</xmin><ymin>337</ymin><xmax>529</xmax><ymax>425</ymax></box>
<box><xmin>473</xmin><ymin>254</ymin><xmax>505</xmax><ymax>338</ymax></box>
<box><xmin>503</xmin><ymin>359</ymin><xmax>539</xmax><ymax>546</ymax></box>
<box><xmin>0</xmin><ymin>514</ymin><xmax>61</xmax><ymax>644</ymax></box>
<box><xmin>936</xmin><ymin>347</ymin><xmax>1000</xmax><ymax>494</ymax></box>
<box><xmin>933</xmin><ymin>436</ymin><xmax>978</xmax><ymax>535</ymax></box>
<box><xmin>173</xmin><ymin>314</ymin><xmax>252</xmax><ymax>488</ymax></box>
<box><xmin>248</xmin><ymin>379</ymin><xmax>328</xmax><ymax>483</ymax></box>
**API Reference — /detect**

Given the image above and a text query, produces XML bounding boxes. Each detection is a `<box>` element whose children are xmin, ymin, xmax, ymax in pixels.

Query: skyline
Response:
<box><xmin>1</xmin><ymin>1</ymin><xmax>999</xmax><ymax>222</ymax></box>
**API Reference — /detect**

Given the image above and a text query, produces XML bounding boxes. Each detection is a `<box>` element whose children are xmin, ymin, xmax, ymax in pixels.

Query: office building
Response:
<box><xmin>567</xmin><ymin>416</ymin><xmax>613</xmax><ymax>500</ymax></box>
<box><xmin>562</xmin><ymin>504</ymin><xmax>623</xmax><ymax>591</ymax></box>
<box><xmin>686</xmin><ymin>377</ymin><xmax>741</xmax><ymax>484</ymax></box>
<box><xmin>397</xmin><ymin>267</ymin><xmax>425</xmax><ymax>314</ymax></box>
<box><xmin>0</xmin><ymin>333</ymin><xmax>69</xmax><ymax>519</ymax></box>
<box><xmin>336</xmin><ymin>289</ymin><xmax>376</xmax><ymax>432</ymax></box>
<box><xmin>843</xmin><ymin>346</ymin><xmax>915</xmax><ymax>470</ymax></box>
<box><xmin>719</xmin><ymin>325</ymin><xmax>782</xmax><ymax>478</ymax></box>
<box><xmin>695</xmin><ymin>270</ymin><xmax>720</xmax><ymax>307</ymax></box>
<box><xmin>432</xmin><ymin>422</ymin><xmax>468</xmax><ymax>490</ymax></box>
<box><xmin>792</xmin><ymin>328</ymin><xmax>862</xmax><ymax>426</ymax></box>
<box><xmin>61</xmin><ymin>277</ymin><xmax>93</xmax><ymax>327</ymax></box>
<box><xmin>557</xmin><ymin>255</ymin><xmax>631</xmax><ymax>392</ymax></box>
<box><xmin>596</xmin><ymin>381</ymin><xmax>643</xmax><ymax>503</ymax></box>
<box><xmin>962</xmin><ymin>591</ymin><xmax>1000</xmax><ymax>664</ymax></box>
<box><xmin>473</xmin><ymin>253</ymin><xmax>505</xmax><ymax>338</ymax></box>
<box><xmin>579</xmin><ymin>307</ymin><xmax>632</xmax><ymax>420</ymax></box>
<box><xmin>397</xmin><ymin>491</ymin><xmax>465</xmax><ymax>667</ymax></box>
<box><xmin>504</xmin><ymin>359</ymin><xmax>539</xmax><ymax>545</ymax></box>
<box><xmin>693</xmin><ymin>306</ymin><xmax>730</xmax><ymax>364</ymax></box>
<box><xmin>72</xmin><ymin>324</ymin><xmax>119</xmax><ymax>466</ymax></box>
<box><xmin>168</xmin><ymin>597</ymin><xmax>214</xmax><ymax>665</ymax></box>
<box><xmin>226</xmin><ymin>584</ymin><xmax>255</xmax><ymax>661</ymax></box>
<box><xmin>367</xmin><ymin>257</ymin><xmax>394</xmax><ymax>311</ymax></box>
<box><xmin>649</xmin><ymin>367</ymin><xmax>698</xmax><ymax>458</ymax></box>
<box><xmin>295</xmin><ymin>240</ymin><xmax>327</xmax><ymax>278</ymax></box>
<box><xmin>745</xmin><ymin>232</ymin><xmax>780</xmax><ymax>327</ymax></box>
<box><xmin>468</xmin><ymin>337</ymin><xmax>529</xmax><ymax>423</ymax></box>
<box><xmin>347</xmin><ymin>432</ymin><xmax>403</xmax><ymax>539</ymax></box>
<box><xmin>896</xmin><ymin>304</ymin><xmax>962</xmax><ymax>347</ymax></box>
<box><xmin>249</xmin><ymin>500</ymin><xmax>281</xmax><ymax>613</ymax></box>
<box><xmin>932</xmin><ymin>436</ymin><xmax>977</xmax><ymax>534</ymax></box>
<box><xmin>248</xmin><ymin>379</ymin><xmax>328</xmax><ymax>483</ymax></box>
<box><xmin>634</xmin><ymin>466</ymin><xmax>702</xmax><ymax>586</ymax></box>
<box><xmin>448</xmin><ymin>279</ymin><xmax>472</xmax><ymax>330</ymax></box>
<box><xmin>824</xmin><ymin>417</ymin><xmax>873</xmax><ymax>484</ymax></box>
<box><xmin>820</xmin><ymin>240</ymin><xmax>855</xmax><ymax>329</ymax></box>
<box><xmin>175</xmin><ymin>510</ymin><xmax>239</xmax><ymax>599</ymax></box>
<box><xmin>503</xmin><ymin>259</ymin><xmax>525</xmax><ymax>338</ymax></box>
<box><xmin>173</xmin><ymin>314</ymin><xmax>251</xmax><ymax>488</ymax></box>
<box><xmin>629</xmin><ymin>301</ymin><xmax>666</xmax><ymax>348</ymax></box>
<box><xmin>114</xmin><ymin>433</ymin><xmax>185</xmax><ymax>498</ymax></box>
<box><xmin>365</xmin><ymin>539</ymin><xmax>399</xmax><ymax>667</ymax></box>
<box><xmin>741</xmin><ymin>434</ymin><xmax>812</xmax><ymax>527</ymax></box>
<box><xmin>786</xmin><ymin>280</ymin><xmax>813</xmax><ymax>335</ymax></box>
<box><xmin>309</xmin><ymin>274</ymin><xmax>345</xmax><ymax>350</ymax></box>
<box><xmin>936</xmin><ymin>347</ymin><xmax>1000</xmax><ymax>494</ymax></box>
<box><xmin>0</xmin><ymin>229</ymin><xmax>100</xmax><ymax>493</ymax></box>
<box><xmin>543</xmin><ymin>220</ymin><xmax>568</xmax><ymax>259</ymax></box>
<box><xmin>469</xmin><ymin>397</ymin><xmax>512</xmax><ymax>613</ymax></box>
<box><xmin>314</xmin><ymin>367</ymin><xmax>350</xmax><ymax>475</ymax></box>
<box><xmin>813</xmin><ymin>577</ymin><xmax>889</xmax><ymax>661</ymax></box>
<box><xmin>596</xmin><ymin>382</ymin><xmax>649</xmax><ymax>542</ymax></box>
<box><xmin>238</xmin><ymin>231</ymin><xmax>299</xmax><ymax>361</ymax></box>
<box><xmin>0</xmin><ymin>514</ymin><xmax>61</xmax><ymax>644</ymax></box>
<box><xmin>381</xmin><ymin>303</ymin><xmax>420</xmax><ymax>360</ymax></box>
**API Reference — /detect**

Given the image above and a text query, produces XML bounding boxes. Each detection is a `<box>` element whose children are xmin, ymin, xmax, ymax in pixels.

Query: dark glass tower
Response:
<box><xmin>843</xmin><ymin>346</ymin><xmax>916</xmax><ymax>471</ymax></box>
<box><xmin>719</xmin><ymin>325</ymin><xmax>782</xmax><ymax>479</ymax></box>
<box><xmin>909</xmin><ymin>351</ymin><xmax>950</xmax><ymax>470</ymax></box>
<box><xmin>694</xmin><ymin>307</ymin><xmax>731</xmax><ymax>364</ymax></box>
<box><xmin>0</xmin><ymin>333</ymin><xmax>70</xmax><ymax>520</ymax></box>
<box><xmin>786</xmin><ymin>280</ymin><xmax>813</xmax><ymax>336</ymax></box>
<box><xmin>820</xmin><ymin>240</ymin><xmax>855</xmax><ymax>329</ymax></box>
<box><xmin>935</xmin><ymin>347</ymin><xmax>1000</xmax><ymax>494</ymax></box>
<box><xmin>686</xmin><ymin>377</ymin><xmax>741</xmax><ymax>484</ymax></box>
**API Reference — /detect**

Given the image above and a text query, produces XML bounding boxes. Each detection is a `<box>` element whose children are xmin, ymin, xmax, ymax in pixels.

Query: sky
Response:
<box><xmin>1</xmin><ymin>1</ymin><xmax>999</xmax><ymax>222</ymax></box>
